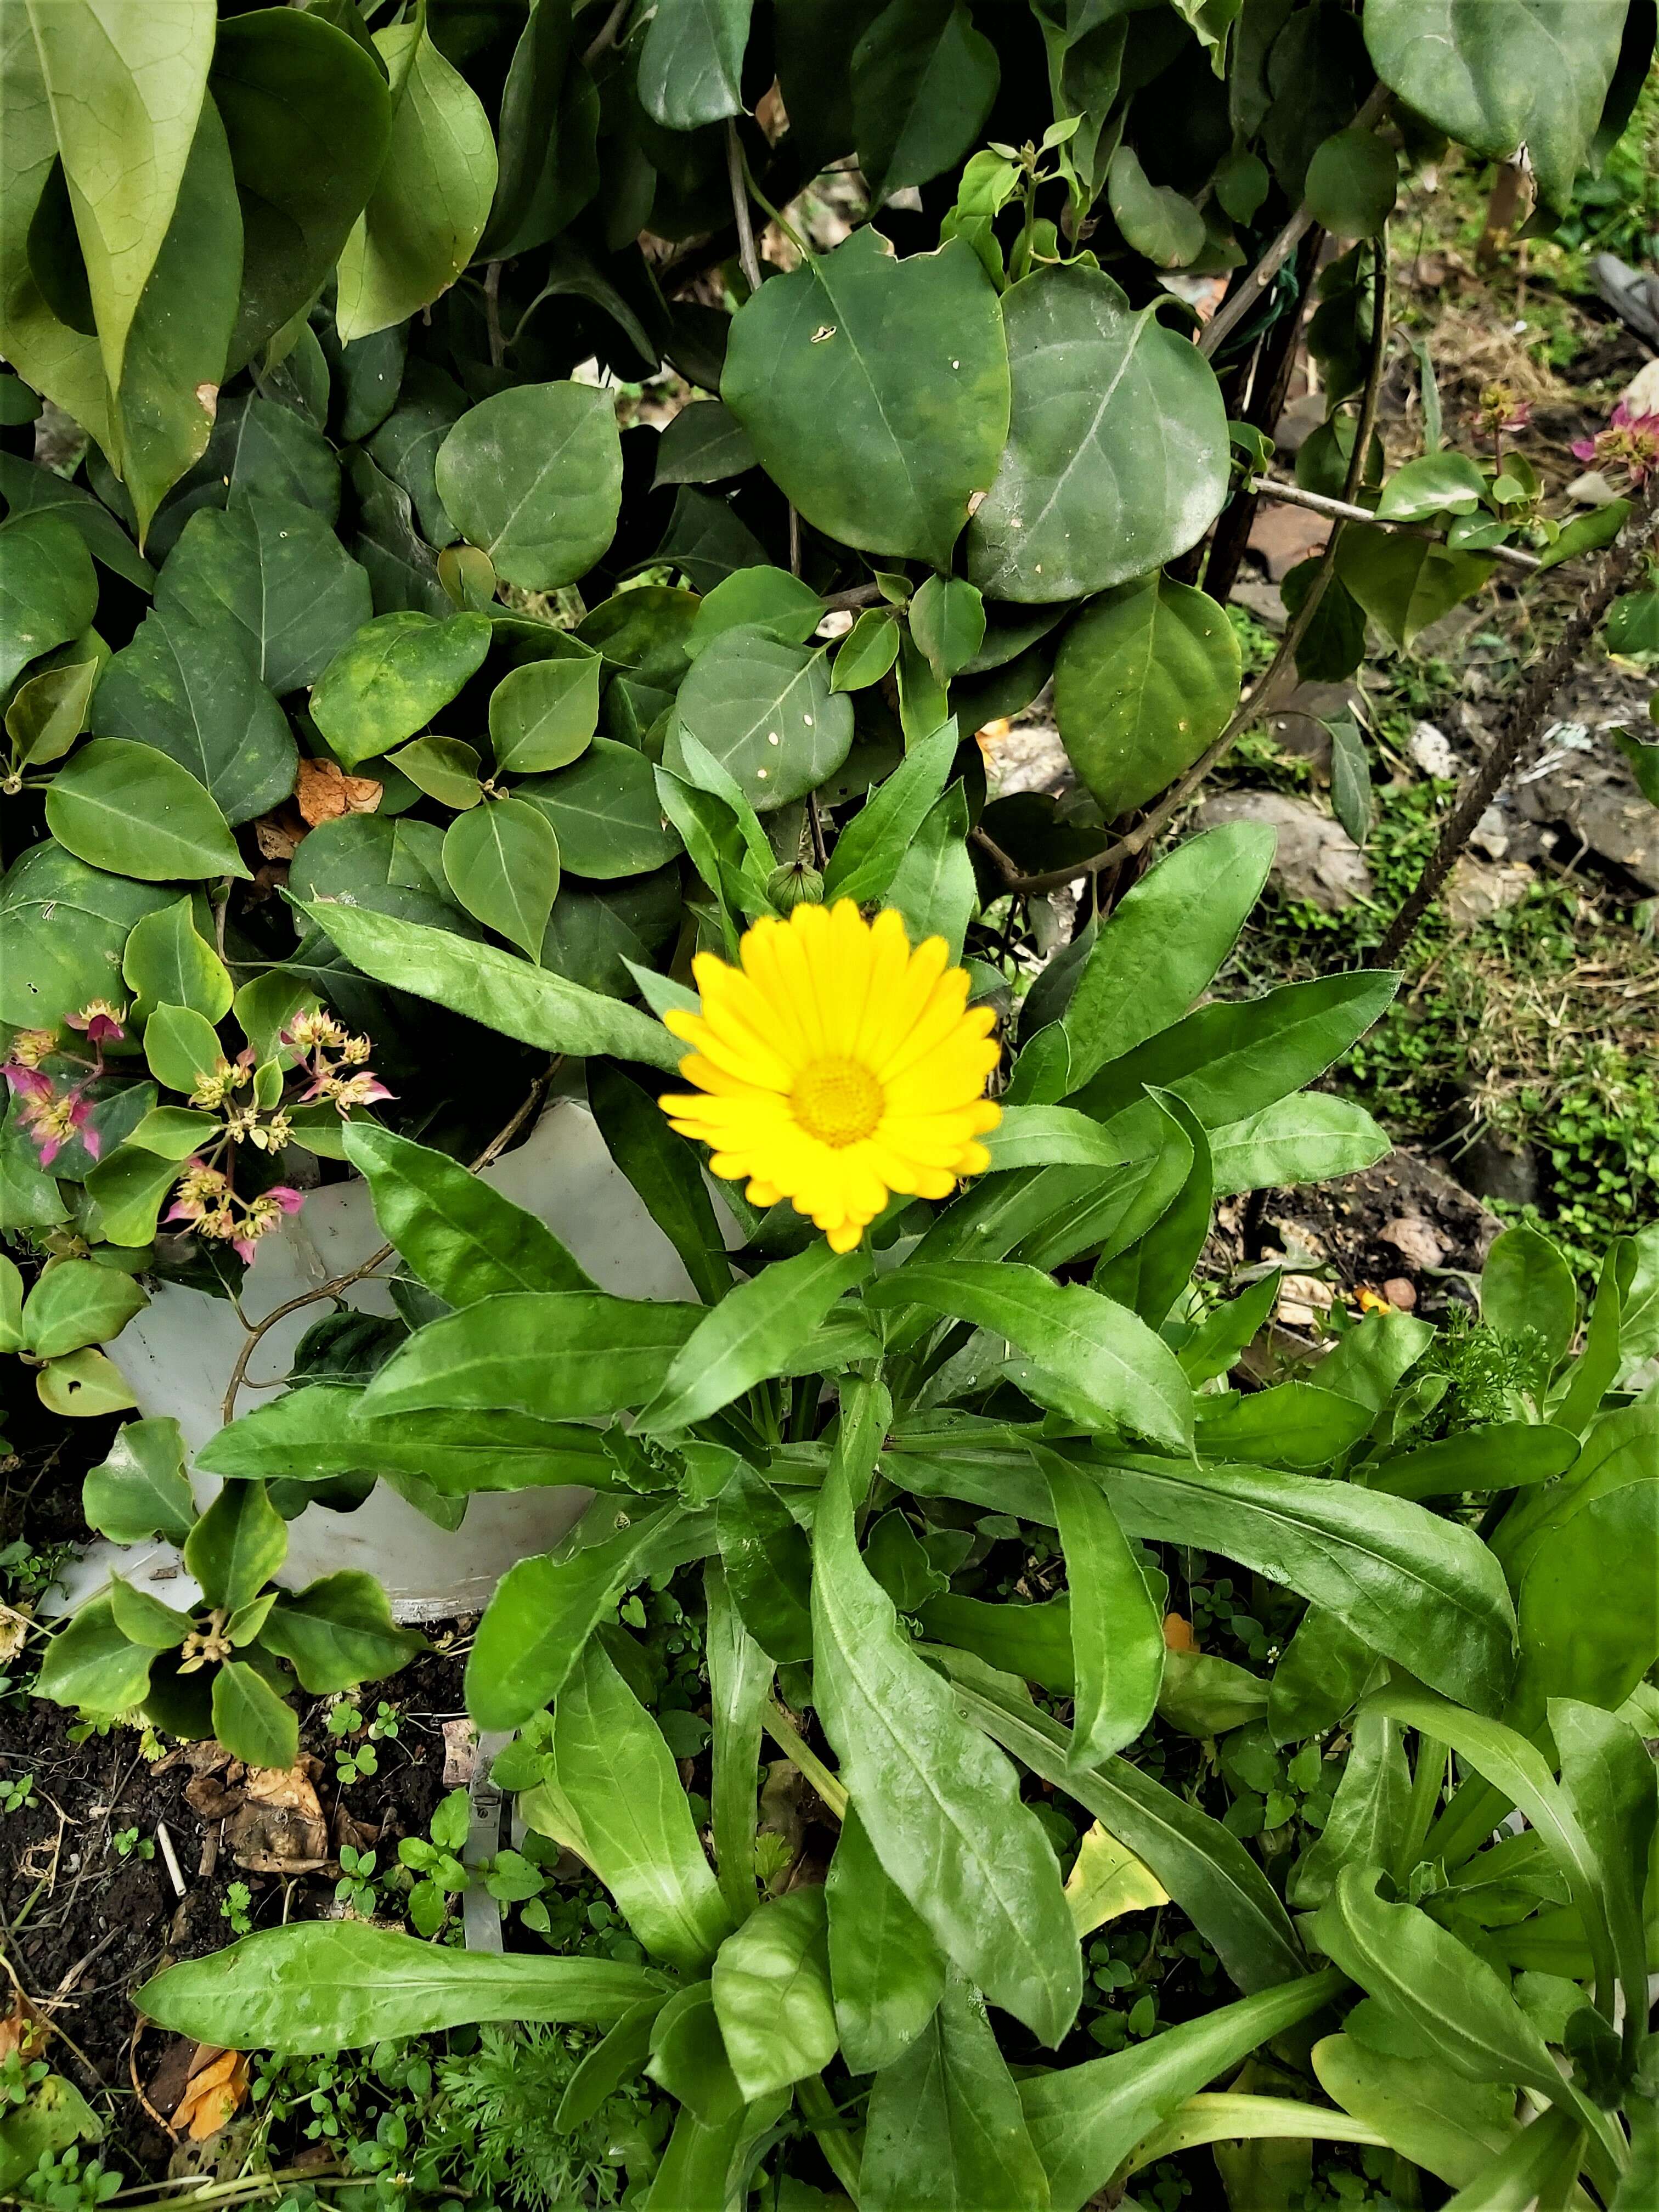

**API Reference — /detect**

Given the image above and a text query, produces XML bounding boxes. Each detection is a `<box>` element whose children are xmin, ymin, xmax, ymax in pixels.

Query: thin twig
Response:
<box><xmin>1201</xmin><ymin>82</ymin><xmax>1390</xmax><ymax>358</ymax></box>
<box><xmin>1252</xmin><ymin>475</ymin><xmax>1543</xmax><ymax>572</ymax></box>
<box><xmin>1376</xmin><ymin>469</ymin><xmax>1659</xmax><ymax>963</ymax></box>
<box><xmin>761</xmin><ymin>1700</ymin><xmax>847</xmax><ymax>1820</ymax></box>
<box><xmin>725</xmin><ymin>119</ymin><xmax>764</xmax><ymax>294</ymax></box>
<box><xmin>219</xmin><ymin>1069</ymin><xmax>557</xmax><ymax>1425</ymax></box>
<box><xmin>579</xmin><ymin>0</ymin><xmax>631</xmax><ymax>69</ymax></box>
<box><xmin>975</xmin><ymin>230</ymin><xmax>1395</xmax><ymax>901</ymax></box>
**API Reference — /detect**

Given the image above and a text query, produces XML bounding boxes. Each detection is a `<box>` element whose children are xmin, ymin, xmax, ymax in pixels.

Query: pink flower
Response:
<box><xmin>1573</xmin><ymin>400</ymin><xmax>1659</xmax><ymax>486</ymax></box>
<box><xmin>3</xmin><ymin>1062</ymin><xmax>52</xmax><ymax>1101</ymax></box>
<box><xmin>66</xmin><ymin>1000</ymin><xmax>127</xmax><ymax>1046</ymax></box>
<box><xmin>20</xmin><ymin>1086</ymin><xmax>95</xmax><ymax>1167</ymax></box>
<box><xmin>267</xmin><ymin>1186</ymin><xmax>304</xmax><ymax>1216</ymax></box>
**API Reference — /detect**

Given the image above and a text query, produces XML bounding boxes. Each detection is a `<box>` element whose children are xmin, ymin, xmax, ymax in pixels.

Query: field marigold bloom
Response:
<box><xmin>658</xmin><ymin>901</ymin><xmax>1002</xmax><ymax>1252</ymax></box>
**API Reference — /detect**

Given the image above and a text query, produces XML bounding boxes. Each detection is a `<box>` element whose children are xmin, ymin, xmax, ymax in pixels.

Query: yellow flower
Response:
<box><xmin>658</xmin><ymin>901</ymin><xmax>1002</xmax><ymax>1253</ymax></box>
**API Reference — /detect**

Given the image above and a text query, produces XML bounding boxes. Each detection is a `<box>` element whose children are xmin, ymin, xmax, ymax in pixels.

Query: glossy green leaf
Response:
<box><xmin>489</xmin><ymin>652</ymin><xmax>601</xmax><ymax>774</ymax></box>
<box><xmin>638</xmin><ymin>0</ymin><xmax>754</xmax><ymax>127</ymax></box>
<box><xmin>1018</xmin><ymin>1972</ymin><xmax>1345</xmax><ymax>2212</ymax></box>
<box><xmin>0</xmin><ymin>844</ymin><xmax>171</xmax><ymax>1035</ymax></box>
<box><xmin>1207</xmin><ymin>1093</ymin><xmax>1390</xmax><ymax>1197</ymax></box>
<box><xmin>138</xmin><ymin>1923</ymin><xmax>662</xmax><ymax>2052</ymax></box>
<box><xmin>822</xmin><ymin>722</ymin><xmax>958</xmax><ymax>905</ymax></box>
<box><xmin>5</xmin><ymin>655</ymin><xmax>97</xmax><ymax>769</ymax></box>
<box><xmin>37</xmin><ymin>1346</ymin><xmax>139</xmax><ymax>1418</ymax></box>
<box><xmin>1335</xmin><ymin>525</ymin><xmax>1496</xmax><ymax>651</ymax></box>
<box><xmin>387</xmin><ymin>735</ymin><xmax>483</xmax><ymax>810</ymax></box>
<box><xmin>212</xmin><ymin>1658</ymin><xmax>300</xmax><ymax>1770</ymax></box>
<box><xmin>554</xmin><ymin>1997</ymin><xmax>667</xmax><ymax>2135</ymax></box>
<box><xmin>297</xmin><ymin>901</ymin><xmax>682</xmax><ymax>1071</ymax></box>
<box><xmin>142</xmin><ymin>1002</ymin><xmax>223</xmax><ymax>1095</ymax></box>
<box><xmin>465</xmin><ymin>1503</ymin><xmax>690</xmax><ymax>1729</ymax></box>
<box><xmin>441</xmin><ymin>795</ymin><xmax>561</xmax><ymax>959</ymax></box>
<box><xmin>0</xmin><ymin>511</ymin><xmax>99</xmax><ymax>689</ymax></box>
<box><xmin>872</xmin><ymin>1261</ymin><xmax>1193</xmax><ymax>1454</ymax></box>
<box><xmin>1370</xmin><ymin>1423</ymin><xmax>1579</xmax><ymax>1502</ymax></box>
<box><xmin>34</xmin><ymin>1594</ymin><xmax>154</xmax><ymax>1719</ymax></box>
<box><xmin>122</xmin><ymin>898</ymin><xmax>231</xmax><ymax>1023</ymax></box>
<box><xmin>335</xmin><ymin>18</ymin><xmax>495</xmax><ymax>341</ymax></box>
<box><xmin>711</xmin><ymin>1887</ymin><xmax>838</xmax><ymax>2101</ymax></box>
<box><xmin>1285</xmin><ymin>1710</ymin><xmax>1410</xmax><ymax>1909</ymax></box>
<box><xmin>653</xmin><ymin>399</ymin><xmax>757</xmax><ymax>487</ymax></box>
<box><xmin>1054</xmin><ymin>574</ymin><xmax>1239</xmax><ymax>822</ymax></box>
<box><xmin>259</xmin><ymin>1572</ymin><xmax>425</xmax><ymax>1697</ymax></box>
<box><xmin>647</xmin><ymin>1980</ymin><xmax>743</xmax><ymax>2122</ymax></box>
<box><xmin>1040</xmin><ymin>1445</ymin><xmax>1164</xmax><ymax>1766</ymax></box>
<box><xmin>519</xmin><ymin>738</ymin><xmax>684</xmax><ymax>878</ymax></box>
<box><xmin>435</xmin><ymin>382</ymin><xmax>621</xmax><ymax>591</ymax></box>
<box><xmin>704</xmin><ymin>1564</ymin><xmax>770</xmax><ymax>1925</ymax></box>
<box><xmin>812</xmin><ymin>1379</ymin><xmax>1081</xmax><ymax>2047</ymax></box>
<box><xmin>82</xmin><ymin>1417</ymin><xmax>195</xmax><ymax>1548</ymax></box>
<box><xmin>1305</xmin><ymin>125</ymin><xmax>1398</xmax><ymax>237</ymax></box>
<box><xmin>309</xmin><ymin>610</ymin><xmax>491</xmax><ymax>769</ymax></box>
<box><xmin>184</xmin><ymin>1479</ymin><xmax>287</xmax><ymax>1613</ymax></box>
<box><xmin>1363</xmin><ymin>0</ymin><xmax>1626</xmax><ymax>211</ymax></box>
<box><xmin>831</xmin><ymin>607</ymin><xmax>902</xmax><ymax>693</ymax></box>
<box><xmin>82</xmin><ymin>1143</ymin><xmax>183</xmax><ymax>1250</ymax></box>
<box><xmin>156</xmin><ymin>496</ymin><xmax>373</xmax><ymax>699</ymax></box>
<box><xmin>1311</xmin><ymin>2035</ymin><xmax>1517</xmax><ymax>2190</ymax></box>
<box><xmin>588</xmin><ymin>1061</ymin><xmax>731</xmax><ymax>1306</ymax></box>
<box><xmin>1551</xmin><ymin>1696</ymin><xmax>1656</xmax><ymax>2046</ymax></box>
<box><xmin>641</xmin><ymin>1241</ymin><xmax>871</xmax><ymax>1432</ymax></box>
<box><xmin>862</xmin><ymin>1968</ymin><xmax>1048</xmax><ymax>2211</ymax></box>
<box><xmin>1481</xmin><ymin>1223</ymin><xmax>1577</xmax><ymax>1368</ymax></box>
<box><xmin>969</xmin><ymin>266</ymin><xmax>1229</xmax><ymax>602</ymax></box>
<box><xmin>825</xmin><ymin>1802</ymin><xmax>947</xmax><ymax>2074</ymax></box>
<box><xmin>22</xmin><ymin>1259</ymin><xmax>146</xmax><ymax>1359</ymax></box>
<box><xmin>715</xmin><ymin>1463</ymin><xmax>815</xmax><ymax>1664</ymax></box>
<box><xmin>548</xmin><ymin>1638</ymin><xmax>733</xmax><ymax>1972</ymax></box>
<box><xmin>1107</xmin><ymin>144</ymin><xmax>1204</xmax><ymax>267</ymax></box>
<box><xmin>46</xmin><ymin>737</ymin><xmax>245</xmax><ymax>883</ymax></box>
<box><xmin>853</xmin><ymin>0</ymin><xmax>1000</xmax><ymax>204</ymax></box>
<box><xmin>722</xmin><ymin>227</ymin><xmax>1009</xmax><ymax>572</ymax></box>
<box><xmin>672</xmin><ymin>629</ymin><xmax>854</xmax><ymax>815</ymax></box>
<box><xmin>364</xmin><ymin>1290</ymin><xmax>699</xmax><ymax>1422</ymax></box>
<box><xmin>1375</xmin><ymin>451</ymin><xmax>1489</xmax><ymax>524</ymax></box>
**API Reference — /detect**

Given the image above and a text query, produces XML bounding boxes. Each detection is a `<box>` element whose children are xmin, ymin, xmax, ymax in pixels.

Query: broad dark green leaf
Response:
<box><xmin>548</xmin><ymin>1639</ymin><xmax>733</xmax><ymax>1972</ymax></box>
<box><xmin>34</xmin><ymin>1594</ymin><xmax>155</xmax><ymax>1719</ymax></box>
<box><xmin>871</xmin><ymin>1261</ymin><xmax>1193</xmax><ymax>1455</ymax></box>
<box><xmin>441</xmin><ymin>795</ymin><xmax>561</xmax><ymax>959</ymax></box>
<box><xmin>1039</xmin><ymin>1446</ymin><xmax>1163</xmax><ymax>1766</ymax></box>
<box><xmin>862</xmin><ymin>1968</ymin><xmax>1048</xmax><ymax>2211</ymax></box>
<box><xmin>1305</xmin><ymin>125</ymin><xmax>1398</xmax><ymax>238</ymax></box>
<box><xmin>297</xmin><ymin>901</ymin><xmax>684</xmax><ymax>1070</ymax></box>
<box><xmin>362</xmin><ymin>1290</ymin><xmax>701</xmax><ymax>1422</ymax></box>
<box><xmin>465</xmin><ymin>1503</ymin><xmax>689</xmax><ymax>1729</ymax></box>
<box><xmin>653</xmin><ymin>398</ymin><xmax>757</xmax><ymax>487</ymax></box>
<box><xmin>212</xmin><ymin>1658</ymin><xmax>301</xmax><ymax>1770</ymax></box>
<box><xmin>345</xmin><ymin>1123</ymin><xmax>594</xmax><ymax>1305</ymax></box>
<box><xmin>672</xmin><ymin>629</ymin><xmax>854</xmax><ymax>814</ymax></box>
<box><xmin>0</xmin><ymin>453</ymin><xmax>153</xmax><ymax>589</ymax></box>
<box><xmin>946</xmin><ymin>1664</ymin><xmax>1305</xmax><ymax>1998</ymax></box>
<box><xmin>184</xmin><ymin>1479</ymin><xmax>287</xmax><ymax>1613</ymax></box>
<box><xmin>968</xmin><ymin>266</ymin><xmax>1228</xmax><ymax>603</ymax></box>
<box><xmin>259</xmin><ymin>1572</ymin><xmax>425</xmax><ymax>1696</ymax></box>
<box><xmin>289</xmin><ymin>814</ymin><xmax>473</xmax><ymax>935</ymax></box>
<box><xmin>1481</xmin><ymin>1224</ymin><xmax>1577</xmax><ymax>1368</ymax></box>
<box><xmin>435</xmin><ymin>382</ymin><xmax>622</xmax><ymax>590</ymax></box>
<box><xmin>309</xmin><ymin>610</ymin><xmax>491</xmax><ymax>768</ymax></box>
<box><xmin>91</xmin><ymin>602</ymin><xmax>297</xmax><ymax>827</ymax></box>
<box><xmin>1054</xmin><ymin>575</ymin><xmax>1239</xmax><ymax>821</ymax></box>
<box><xmin>1363</xmin><ymin>0</ymin><xmax>1626</xmax><ymax>210</ymax></box>
<box><xmin>812</xmin><ymin>1380</ymin><xmax>1081</xmax><ymax>2047</ymax></box>
<box><xmin>211</xmin><ymin>6</ymin><xmax>393</xmax><ymax>368</ymax></box>
<box><xmin>825</xmin><ymin>1803</ymin><xmax>947</xmax><ymax>2074</ymax></box>
<box><xmin>711</xmin><ymin>1887</ymin><xmax>838</xmax><ymax>2101</ymax></box>
<box><xmin>722</xmin><ymin>227</ymin><xmax>1009</xmax><ymax>572</ymax></box>
<box><xmin>489</xmin><ymin>651</ymin><xmax>600</xmax><ymax>775</ymax></box>
<box><xmin>641</xmin><ymin>1242</ymin><xmax>871</xmax><ymax>1432</ymax></box>
<box><xmin>82</xmin><ymin>1418</ymin><xmax>195</xmax><ymax>1548</ymax></box>
<box><xmin>1018</xmin><ymin>1972</ymin><xmax>1345</xmax><ymax>2212</ymax></box>
<box><xmin>22</xmin><ymin>1259</ymin><xmax>148</xmax><ymax>1359</ymax></box>
<box><xmin>1334</xmin><ymin>526</ymin><xmax>1496</xmax><ymax>652</ymax></box>
<box><xmin>715</xmin><ymin>1463</ymin><xmax>815</xmax><ymax>1664</ymax></box>
<box><xmin>335</xmin><ymin>18</ymin><xmax>496</xmax><ymax>341</ymax></box>
<box><xmin>853</xmin><ymin>0</ymin><xmax>1000</xmax><ymax>205</ymax></box>
<box><xmin>518</xmin><ymin>738</ymin><xmax>684</xmax><ymax>877</ymax></box>
<box><xmin>1206</xmin><ymin>1093</ymin><xmax>1391</xmax><ymax>1197</ymax></box>
<box><xmin>638</xmin><ymin>0</ymin><xmax>754</xmax><ymax>128</ymax></box>
<box><xmin>122</xmin><ymin>898</ymin><xmax>232</xmax><ymax>1022</ymax></box>
<box><xmin>138</xmin><ymin>1923</ymin><xmax>662</xmax><ymax>2052</ymax></box>
<box><xmin>0</xmin><ymin>510</ymin><xmax>98</xmax><ymax>687</ymax></box>
<box><xmin>155</xmin><ymin>496</ymin><xmax>373</xmax><ymax>697</ymax></box>
<box><xmin>1106</xmin><ymin>144</ymin><xmax>1205</xmax><ymax>267</ymax></box>
<box><xmin>1192</xmin><ymin>1381</ymin><xmax>1373</xmax><ymax>1469</ymax></box>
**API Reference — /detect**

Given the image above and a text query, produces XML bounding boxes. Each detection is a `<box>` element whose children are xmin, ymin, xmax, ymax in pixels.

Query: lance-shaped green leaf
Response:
<box><xmin>870</xmin><ymin>1261</ymin><xmax>1193</xmax><ymax>1455</ymax></box>
<box><xmin>1038</xmin><ymin>1446</ymin><xmax>1162</xmax><ymax>1767</ymax></box>
<box><xmin>640</xmin><ymin>1242</ymin><xmax>871</xmax><ymax>1432</ymax></box>
<box><xmin>184</xmin><ymin>1480</ymin><xmax>287</xmax><ymax>1614</ymax></box>
<box><xmin>1098</xmin><ymin>1454</ymin><xmax>1516</xmax><ymax>1716</ymax></box>
<box><xmin>47</xmin><ymin>739</ymin><xmax>248</xmax><ymax>883</ymax></box>
<box><xmin>1285</xmin><ymin>1709</ymin><xmax>1411</xmax><ymax>1910</ymax></box>
<box><xmin>1311</xmin><ymin>2035</ymin><xmax>1518</xmax><ymax>2190</ymax></box>
<box><xmin>711</xmin><ymin>1887</ymin><xmax>838</xmax><ymax>2101</ymax></box>
<box><xmin>1018</xmin><ymin>1971</ymin><xmax>1345</xmax><ymax>2212</ymax></box>
<box><xmin>547</xmin><ymin>1638</ymin><xmax>733</xmax><ymax>1973</ymax></box>
<box><xmin>363</xmin><ymin>1291</ymin><xmax>699</xmax><ymax>1423</ymax></box>
<box><xmin>465</xmin><ymin>1503</ymin><xmax>689</xmax><ymax>1730</ymax></box>
<box><xmin>588</xmin><ymin>1062</ymin><xmax>731</xmax><ymax>1306</ymax></box>
<box><xmin>344</xmin><ymin>1123</ymin><xmax>594</xmax><ymax>1305</ymax></box>
<box><xmin>944</xmin><ymin>1661</ymin><xmax>1304</xmax><ymax>1997</ymax></box>
<box><xmin>721</xmin><ymin>227</ymin><xmax>1009</xmax><ymax>573</ymax></box>
<box><xmin>1207</xmin><ymin>1094</ymin><xmax>1390</xmax><ymax>1197</ymax></box>
<box><xmin>258</xmin><ymin>1572</ymin><xmax>426</xmax><ymax>1697</ymax></box>
<box><xmin>435</xmin><ymin>381</ymin><xmax>622</xmax><ymax>590</ymax></box>
<box><xmin>862</xmin><ymin>1968</ymin><xmax>1048</xmax><ymax>2212</ymax></box>
<box><xmin>1551</xmin><ymin>1696</ymin><xmax>1658</xmax><ymax>2057</ymax></box>
<box><xmin>138</xmin><ymin>1923</ymin><xmax>663</xmax><ymax>2052</ymax></box>
<box><xmin>705</xmin><ymin>1564</ymin><xmax>770</xmax><ymax>1925</ymax></box>
<box><xmin>714</xmin><ymin>1463</ymin><xmax>814</xmax><ymax>1664</ymax></box>
<box><xmin>1363</xmin><ymin>0</ymin><xmax>1626</xmax><ymax>211</ymax></box>
<box><xmin>822</xmin><ymin>722</ymin><xmax>958</xmax><ymax>905</ymax></box>
<box><xmin>296</xmin><ymin>901</ymin><xmax>682</xmax><ymax>1071</ymax></box>
<box><xmin>1312</xmin><ymin>1865</ymin><xmax>1599</xmax><ymax>2131</ymax></box>
<box><xmin>199</xmin><ymin>1386</ymin><xmax>610</xmax><ymax>1496</ymax></box>
<box><xmin>812</xmin><ymin>1380</ymin><xmax>1081</xmax><ymax>2047</ymax></box>
<box><xmin>980</xmin><ymin>1107</ymin><xmax>1122</xmax><ymax>1173</ymax></box>
<box><xmin>968</xmin><ymin>264</ymin><xmax>1228</xmax><ymax>603</ymax></box>
<box><xmin>212</xmin><ymin>1658</ymin><xmax>300</xmax><ymax>1771</ymax></box>
<box><xmin>825</xmin><ymin>1803</ymin><xmax>947</xmax><ymax>2075</ymax></box>
<box><xmin>1369</xmin><ymin>1423</ymin><xmax>1579</xmax><ymax>1502</ymax></box>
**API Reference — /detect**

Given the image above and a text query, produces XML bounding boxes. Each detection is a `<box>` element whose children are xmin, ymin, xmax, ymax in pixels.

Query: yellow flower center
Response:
<box><xmin>792</xmin><ymin>1057</ymin><xmax>884</xmax><ymax>1148</ymax></box>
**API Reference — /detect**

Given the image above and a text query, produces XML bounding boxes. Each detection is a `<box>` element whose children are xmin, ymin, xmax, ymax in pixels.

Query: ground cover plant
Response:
<box><xmin>3</xmin><ymin>0</ymin><xmax>1659</xmax><ymax>2205</ymax></box>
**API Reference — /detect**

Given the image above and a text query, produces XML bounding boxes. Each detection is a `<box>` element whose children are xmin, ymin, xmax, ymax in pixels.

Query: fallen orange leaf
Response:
<box><xmin>174</xmin><ymin>2045</ymin><xmax>251</xmax><ymax>2142</ymax></box>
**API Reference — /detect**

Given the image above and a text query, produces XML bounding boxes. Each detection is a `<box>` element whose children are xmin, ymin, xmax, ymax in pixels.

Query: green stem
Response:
<box><xmin>762</xmin><ymin>1699</ymin><xmax>848</xmax><ymax>1820</ymax></box>
<box><xmin>1397</xmin><ymin>1734</ymin><xmax>1446</xmax><ymax>1877</ymax></box>
<box><xmin>739</xmin><ymin>144</ymin><xmax>813</xmax><ymax>262</ymax></box>
<box><xmin>796</xmin><ymin>2074</ymin><xmax>863</xmax><ymax>2200</ymax></box>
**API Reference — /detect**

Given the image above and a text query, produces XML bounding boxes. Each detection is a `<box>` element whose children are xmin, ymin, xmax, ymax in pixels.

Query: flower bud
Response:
<box><xmin>766</xmin><ymin>861</ymin><xmax>824</xmax><ymax>912</ymax></box>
